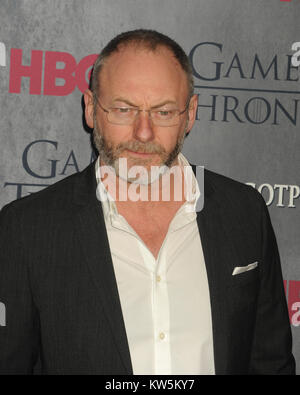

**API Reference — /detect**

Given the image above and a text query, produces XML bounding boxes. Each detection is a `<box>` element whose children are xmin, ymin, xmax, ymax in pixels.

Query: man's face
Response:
<box><xmin>84</xmin><ymin>45</ymin><xmax>198</xmax><ymax>183</ymax></box>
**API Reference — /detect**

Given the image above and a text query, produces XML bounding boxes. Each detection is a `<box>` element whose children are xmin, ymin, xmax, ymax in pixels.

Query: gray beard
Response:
<box><xmin>93</xmin><ymin>119</ymin><xmax>188</xmax><ymax>185</ymax></box>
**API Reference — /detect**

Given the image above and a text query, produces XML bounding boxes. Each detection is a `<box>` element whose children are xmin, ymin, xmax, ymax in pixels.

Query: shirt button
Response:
<box><xmin>159</xmin><ymin>332</ymin><xmax>165</xmax><ymax>340</ymax></box>
<box><xmin>156</xmin><ymin>275</ymin><xmax>161</xmax><ymax>283</ymax></box>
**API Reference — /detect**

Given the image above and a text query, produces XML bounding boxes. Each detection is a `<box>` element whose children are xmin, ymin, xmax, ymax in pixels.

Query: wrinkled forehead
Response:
<box><xmin>97</xmin><ymin>44</ymin><xmax>189</xmax><ymax>103</ymax></box>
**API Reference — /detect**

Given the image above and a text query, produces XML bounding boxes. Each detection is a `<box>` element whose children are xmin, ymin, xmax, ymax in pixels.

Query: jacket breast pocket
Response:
<box><xmin>230</xmin><ymin>263</ymin><xmax>259</xmax><ymax>287</ymax></box>
<box><xmin>227</xmin><ymin>269</ymin><xmax>260</xmax><ymax>314</ymax></box>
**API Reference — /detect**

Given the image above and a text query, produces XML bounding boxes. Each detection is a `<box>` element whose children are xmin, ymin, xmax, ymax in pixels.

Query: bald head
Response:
<box><xmin>91</xmin><ymin>29</ymin><xmax>194</xmax><ymax>101</ymax></box>
<box><xmin>97</xmin><ymin>45</ymin><xmax>190</xmax><ymax>111</ymax></box>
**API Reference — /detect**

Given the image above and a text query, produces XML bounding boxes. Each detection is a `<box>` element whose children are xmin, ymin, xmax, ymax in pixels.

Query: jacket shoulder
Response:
<box><xmin>204</xmin><ymin>168</ymin><xmax>265</xmax><ymax>212</ymax></box>
<box><xmin>1</xmin><ymin>162</ymin><xmax>95</xmax><ymax>217</ymax></box>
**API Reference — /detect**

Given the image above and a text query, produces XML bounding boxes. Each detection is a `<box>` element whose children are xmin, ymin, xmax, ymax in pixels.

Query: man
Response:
<box><xmin>0</xmin><ymin>29</ymin><xmax>295</xmax><ymax>375</ymax></box>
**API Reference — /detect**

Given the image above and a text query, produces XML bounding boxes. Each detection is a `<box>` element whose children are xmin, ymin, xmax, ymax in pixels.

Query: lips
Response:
<box><xmin>125</xmin><ymin>149</ymin><xmax>155</xmax><ymax>157</ymax></box>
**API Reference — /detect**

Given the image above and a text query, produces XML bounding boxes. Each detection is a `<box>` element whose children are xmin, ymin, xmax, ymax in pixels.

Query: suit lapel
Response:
<box><xmin>196</xmin><ymin>199</ymin><xmax>229</xmax><ymax>375</ymax></box>
<box><xmin>72</xmin><ymin>162</ymin><xmax>133</xmax><ymax>374</ymax></box>
<box><xmin>194</xmin><ymin>167</ymin><xmax>238</xmax><ymax>375</ymax></box>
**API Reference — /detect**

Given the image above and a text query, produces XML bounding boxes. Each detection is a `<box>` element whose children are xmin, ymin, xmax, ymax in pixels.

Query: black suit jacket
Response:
<box><xmin>0</xmin><ymin>161</ymin><xmax>295</xmax><ymax>375</ymax></box>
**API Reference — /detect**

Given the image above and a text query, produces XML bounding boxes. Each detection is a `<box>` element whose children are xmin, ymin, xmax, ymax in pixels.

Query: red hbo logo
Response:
<box><xmin>9</xmin><ymin>49</ymin><xmax>98</xmax><ymax>96</ymax></box>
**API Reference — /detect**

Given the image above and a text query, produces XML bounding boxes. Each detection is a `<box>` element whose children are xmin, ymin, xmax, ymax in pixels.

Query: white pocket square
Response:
<box><xmin>232</xmin><ymin>262</ymin><xmax>258</xmax><ymax>276</ymax></box>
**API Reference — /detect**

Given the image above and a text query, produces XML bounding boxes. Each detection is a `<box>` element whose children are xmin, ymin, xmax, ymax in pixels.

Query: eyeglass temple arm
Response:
<box><xmin>95</xmin><ymin>98</ymin><xmax>109</xmax><ymax>113</ymax></box>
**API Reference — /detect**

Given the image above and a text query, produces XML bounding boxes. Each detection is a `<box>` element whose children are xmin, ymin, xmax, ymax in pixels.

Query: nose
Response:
<box><xmin>132</xmin><ymin>111</ymin><xmax>155</xmax><ymax>143</ymax></box>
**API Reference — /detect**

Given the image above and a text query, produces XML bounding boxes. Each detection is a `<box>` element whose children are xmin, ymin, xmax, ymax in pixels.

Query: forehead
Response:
<box><xmin>98</xmin><ymin>45</ymin><xmax>189</xmax><ymax>103</ymax></box>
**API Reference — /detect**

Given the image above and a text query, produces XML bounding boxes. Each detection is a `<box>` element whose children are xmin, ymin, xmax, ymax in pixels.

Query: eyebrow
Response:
<box><xmin>112</xmin><ymin>97</ymin><xmax>178</xmax><ymax>108</ymax></box>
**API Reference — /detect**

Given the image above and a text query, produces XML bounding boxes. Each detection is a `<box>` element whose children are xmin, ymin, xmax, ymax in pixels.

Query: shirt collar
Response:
<box><xmin>95</xmin><ymin>157</ymin><xmax>118</xmax><ymax>223</ymax></box>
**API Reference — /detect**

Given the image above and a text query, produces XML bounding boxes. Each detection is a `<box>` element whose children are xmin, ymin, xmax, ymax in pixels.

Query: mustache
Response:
<box><xmin>116</xmin><ymin>140</ymin><xmax>166</xmax><ymax>155</ymax></box>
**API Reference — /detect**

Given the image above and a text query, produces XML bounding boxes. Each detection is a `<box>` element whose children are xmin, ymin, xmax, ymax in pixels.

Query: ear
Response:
<box><xmin>186</xmin><ymin>94</ymin><xmax>198</xmax><ymax>134</ymax></box>
<box><xmin>83</xmin><ymin>89</ymin><xmax>94</xmax><ymax>129</ymax></box>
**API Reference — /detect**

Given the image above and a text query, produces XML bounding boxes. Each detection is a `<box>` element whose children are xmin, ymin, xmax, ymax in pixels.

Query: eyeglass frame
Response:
<box><xmin>94</xmin><ymin>96</ymin><xmax>191</xmax><ymax>127</ymax></box>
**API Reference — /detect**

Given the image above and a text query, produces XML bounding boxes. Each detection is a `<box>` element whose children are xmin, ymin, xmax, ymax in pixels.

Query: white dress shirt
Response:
<box><xmin>95</xmin><ymin>153</ymin><xmax>215</xmax><ymax>375</ymax></box>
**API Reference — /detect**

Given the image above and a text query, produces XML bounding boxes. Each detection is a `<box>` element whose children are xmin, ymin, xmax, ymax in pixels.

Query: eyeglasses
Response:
<box><xmin>95</xmin><ymin>98</ymin><xmax>190</xmax><ymax>127</ymax></box>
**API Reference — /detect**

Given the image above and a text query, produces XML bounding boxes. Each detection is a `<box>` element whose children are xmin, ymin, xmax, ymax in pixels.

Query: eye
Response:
<box><xmin>114</xmin><ymin>107</ymin><xmax>133</xmax><ymax>114</ymax></box>
<box><xmin>155</xmin><ymin>109</ymin><xmax>176</xmax><ymax>118</ymax></box>
<box><xmin>158</xmin><ymin>110</ymin><xmax>171</xmax><ymax>116</ymax></box>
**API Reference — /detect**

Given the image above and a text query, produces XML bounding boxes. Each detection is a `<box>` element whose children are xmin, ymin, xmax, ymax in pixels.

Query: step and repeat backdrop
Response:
<box><xmin>0</xmin><ymin>0</ymin><xmax>299</xmax><ymax>373</ymax></box>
